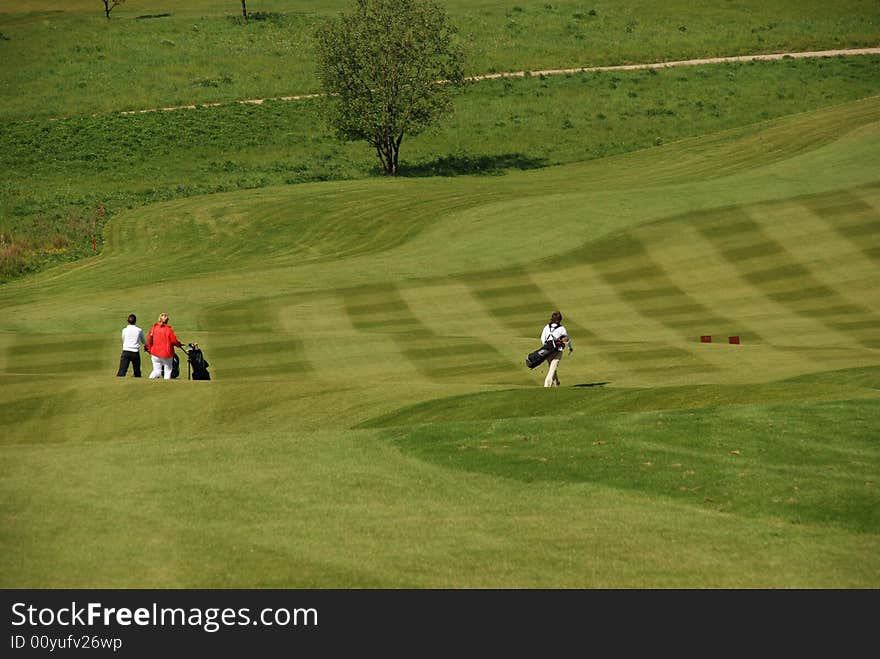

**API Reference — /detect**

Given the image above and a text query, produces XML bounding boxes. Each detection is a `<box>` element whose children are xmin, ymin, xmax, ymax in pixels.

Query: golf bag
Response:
<box><xmin>525</xmin><ymin>339</ymin><xmax>559</xmax><ymax>369</ymax></box>
<box><xmin>170</xmin><ymin>353</ymin><xmax>180</xmax><ymax>379</ymax></box>
<box><xmin>184</xmin><ymin>343</ymin><xmax>211</xmax><ymax>380</ymax></box>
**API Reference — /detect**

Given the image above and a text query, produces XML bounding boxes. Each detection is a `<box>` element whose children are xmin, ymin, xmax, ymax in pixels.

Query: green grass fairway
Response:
<box><xmin>1</xmin><ymin>96</ymin><xmax>878</xmax><ymax>587</ymax></box>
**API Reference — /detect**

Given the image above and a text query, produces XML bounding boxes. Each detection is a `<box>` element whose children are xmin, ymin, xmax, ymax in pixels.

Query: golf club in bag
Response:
<box><xmin>181</xmin><ymin>342</ymin><xmax>211</xmax><ymax>380</ymax></box>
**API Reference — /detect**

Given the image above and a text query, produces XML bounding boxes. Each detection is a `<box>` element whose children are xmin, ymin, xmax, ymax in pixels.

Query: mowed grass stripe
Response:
<box><xmin>3</xmin><ymin>335</ymin><xmax>115</xmax><ymax>375</ymax></box>
<box><xmin>395</xmin><ymin>280</ymin><xmax>537</xmax><ymax>386</ymax></box>
<box><xmin>756</xmin><ymin>189</ymin><xmax>879</xmax><ymax>344</ymax></box>
<box><xmin>615</xmin><ymin>190</ymin><xmax>878</xmax><ymax>352</ymax></box>
<box><xmin>210</xmin><ymin>338</ymin><xmax>314</xmax><ymax>378</ymax></box>
<box><xmin>556</xmin><ymin>231</ymin><xmax>731</xmax><ymax>329</ymax></box>
<box><xmin>199</xmin><ymin>296</ymin><xmax>286</xmax><ymax>332</ymax></box>
<box><xmin>457</xmin><ymin>266</ymin><xmax>579</xmax><ymax>339</ymax></box>
<box><xmin>452</xmin><ymin>262</ymin><xmax>711</xmax><ymax>379</ymax></box>
<box><xmin>6</xmin><ymin>336</ymin><xmax>106</xmax><ymax>358</ymax></box>
<box><xmin>339</xmin><ymin>283</ymin><xmax>520</xmax><ymax>383</ymax></box>
<box><xmin>808</xmin><ymin>187</ymin><xmax>880</xmax><ymax>265</ymax></box>
<box><xmin>533</xmin><ymin>236</ymin><xmax>734</xmax><ymax>375</ymax></box>
<box><xmin>194</xmin><ymin>278</ymin><xmax>532</xmax><ymax>385</ymax></box>
<box><xmin>695</xmin><ymin>194</ymin><xmax>880</xmax><ymax>348</ymax></box>
<box><xmin>576</xmin><ymin>234</ymin><xmax>733</xmax><ymax>372</ymax></box>
<box><xmin>282</xmin><ymin>189</ymin><xmax>501</xmax><ymax>264</ymax></box>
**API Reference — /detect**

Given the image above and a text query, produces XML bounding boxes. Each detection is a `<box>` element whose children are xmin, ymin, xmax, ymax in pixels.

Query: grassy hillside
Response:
<box><xmin>2</xmin><ymin>0</ymin><xmax>877</xmax><ymax>120</ymax></box>
<box><xmin>1</xmin><ymin>96</ymin><xmax>878</xmax><ymax>587</ymax></box>
<box><xmin>1</xmin><ymin>0</ymin><xmax>879</xmax><ymax>280</ymax></box>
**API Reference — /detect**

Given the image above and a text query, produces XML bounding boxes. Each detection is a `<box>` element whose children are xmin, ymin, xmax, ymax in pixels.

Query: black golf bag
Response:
<box><xmin>525</xmin><ymin>339</ymin><xmax>559</xmax><ymax>369</ymax></box>
<box><xmin>184</xmin><ymin>343</ymin><xmax>211</xmax><ymax>380</ymax></box>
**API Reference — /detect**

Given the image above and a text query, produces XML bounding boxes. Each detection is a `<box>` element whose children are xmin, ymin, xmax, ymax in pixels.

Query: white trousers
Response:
<box><xmin>149</xmin><ymin>355</ymin><xmax>174</xmax><ymax>380</ymax></box>
<box><xmin>544</xmin><ymin>351</ymin><xmax>562</xmax><ymax>387</ymax></box>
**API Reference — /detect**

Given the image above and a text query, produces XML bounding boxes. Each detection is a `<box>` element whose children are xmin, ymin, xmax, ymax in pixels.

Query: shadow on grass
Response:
<box><xmin>572</xmin><ymin>382</ymin><xmax>610</xmax><ymax>388</ymax></box>
<box><xmin>399</xmin><ymin>153</ymin><xmax>548</xmax><ymax>177</ymax></box>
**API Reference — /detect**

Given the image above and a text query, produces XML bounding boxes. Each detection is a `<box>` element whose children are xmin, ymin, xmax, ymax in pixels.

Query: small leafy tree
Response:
<box><xmin>102</xmin><ymin>0</ymin><xmax>126</xmax><ymax>19</ymax></box>
<box><xmin>314</xmin><ymin>0</ymin><xmax>465</xmax><ymax>176</ymax></box>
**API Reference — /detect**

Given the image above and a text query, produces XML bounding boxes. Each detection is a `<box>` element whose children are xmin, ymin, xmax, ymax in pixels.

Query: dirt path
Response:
<box><xmin>120</xmin><ymin>47</ymin><xmax>880</xmax><ymax>116</ymax></box>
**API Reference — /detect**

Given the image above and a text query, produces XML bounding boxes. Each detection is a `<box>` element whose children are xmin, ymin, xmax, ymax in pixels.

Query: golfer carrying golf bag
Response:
<box><xmin>540</xmin><ymin>311</ymin><xmax>573</xmax><ymax>387</ymax></box>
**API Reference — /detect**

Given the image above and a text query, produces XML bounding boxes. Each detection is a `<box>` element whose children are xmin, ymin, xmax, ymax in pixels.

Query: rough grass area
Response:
<box><xmin>377</xmin><ymin>397</ymin><xmax>879</xmax><ymax>533</ymax></box>
<box><xmin>1</xmin><ymin>0</ymin><xmax>877</xmax><ymax>120</ymax></box>
<box><xmin>2</xmin><ymin>55</ymin><xmax>879</xmax><ymax>280</ymax></box>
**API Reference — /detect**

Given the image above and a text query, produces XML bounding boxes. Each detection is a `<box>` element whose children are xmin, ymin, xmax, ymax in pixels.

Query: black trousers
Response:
<box><xmin>117</xmin><ymin>350</ymin><xmax>142</xmax><ymax>377</ymax></box>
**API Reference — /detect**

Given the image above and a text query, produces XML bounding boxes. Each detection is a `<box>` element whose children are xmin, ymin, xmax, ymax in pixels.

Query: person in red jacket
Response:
<box><xmin>146</xmin><ymin>313</ymin><xmax>183</xmax><ymax>380</ymax></box>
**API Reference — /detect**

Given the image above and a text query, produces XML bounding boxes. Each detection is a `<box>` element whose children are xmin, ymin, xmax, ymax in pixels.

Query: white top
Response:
<box><xmin>122</xmin><ymin>325</ymin><xmax>146</xmax><ymax>352</ymax></box>
<box><xmin>541</xmin><ymin>323</ymin><xmax>572</xmax><ymax>349</ymax></box>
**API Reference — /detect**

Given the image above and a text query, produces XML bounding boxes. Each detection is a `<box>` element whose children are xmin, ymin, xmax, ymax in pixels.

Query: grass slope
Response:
<box><xmin>2</xmin><ymin>0</ymin><xmax>879</xmax><ymax>279</ymax></box>
<box><xmin>1</xmin><ymin>96</ymin><xmax>878</xmax><ymax>587</ymax></box>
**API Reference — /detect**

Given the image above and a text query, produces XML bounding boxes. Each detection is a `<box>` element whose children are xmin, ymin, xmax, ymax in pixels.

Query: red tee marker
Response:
<box><xmin>700</xmin><ymin>335</ymin><xmax>712</xmax><ymax>343</ymax></box>
<box><xmin>99</xmin><ymin>204</ymin><xmax>104</xmax><ymax>217</ymax></box>
<box><xmin>729</xmin><ymin>335</ymin><xmax>740</xmax><ymax>344</ymax></box>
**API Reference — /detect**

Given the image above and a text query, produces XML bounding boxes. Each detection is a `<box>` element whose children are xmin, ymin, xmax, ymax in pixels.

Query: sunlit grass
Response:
<box><xmin>0</xmin><ymin>0</ymin><xmax>878</xmax><ymax>589</ymax></box>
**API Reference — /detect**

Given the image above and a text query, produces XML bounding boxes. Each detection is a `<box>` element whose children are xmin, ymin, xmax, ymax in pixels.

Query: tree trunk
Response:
<box><xmin>392</xmin><ymin>134</ymin><xmax>403</xmax><ymax>176</ymax></box>
<box><xmin>376</xmin><ymin>138</ymin><xmax>400</xmax><ymax>176</ymax></box>
<box><xmin>387</xmin><ymin>147</ymin><xmax>398</xmax><ymax>176</ymax></box>
<box><xmin>104</xmin><ymin>1</ymin><xmax>111</xmax><ymax>19</ymax></box>
<box><xmin>241</xmin><ymin>1</ymin><xmax>248</xmax><ymax>22</ymax></box>
<box><xmin>376</xmin><ymin>144</ymin><xmax>392</xmax><ymax>176</ymax></box>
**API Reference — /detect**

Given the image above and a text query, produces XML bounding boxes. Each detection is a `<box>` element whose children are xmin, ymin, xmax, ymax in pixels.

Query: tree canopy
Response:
<box><xmin>314</xmin><ymin>0</ymin><xmax>465</xmax><ymax>176</ymax></box>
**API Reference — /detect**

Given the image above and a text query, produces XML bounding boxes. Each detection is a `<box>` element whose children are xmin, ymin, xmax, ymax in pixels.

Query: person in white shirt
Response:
<box><xmin>540</xmin><ymin>311</ymin><xmax>573</xmax><ymax>387</ymax></box>
<box><xmin>117</xmin><ymin>314</ymin><xmax>146</xmax><ymax>378</ymax></box>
